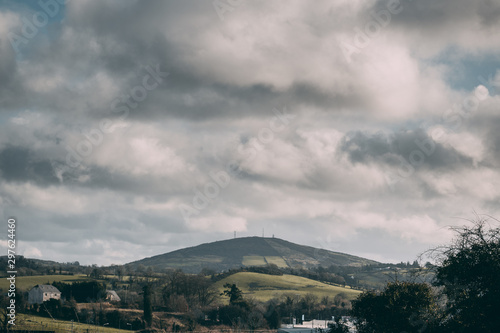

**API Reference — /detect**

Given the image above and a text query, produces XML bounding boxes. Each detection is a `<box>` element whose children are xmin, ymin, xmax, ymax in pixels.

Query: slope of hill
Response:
<box><xmin>127</xmin><ymin>236</ymin><xmax>379</xmax><ymax>273</ymax></box>
<box><xmin>214</xmin><ymin>272</ymin><xmax>362</xmax><ymax>301</ymax></box>
<box><xmin>0</xmin><ymin>274</ymin><xmax>92</xmax><ymax>291</ymax></box>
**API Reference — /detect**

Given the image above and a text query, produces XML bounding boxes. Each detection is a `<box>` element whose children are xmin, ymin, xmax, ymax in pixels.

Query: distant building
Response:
<box><xmin>278</xmin><ymin>328</ymin><xmax>317</xmax><ymax>333</ymax></box>
<box><xmin>294</xmin><ymin>319</ymin><xmax>334</xmax><ymax>329</ymax></box>
<box><xmin>105</xmin><ymin>290</ymin><xmax>121</xmax><ymax>302</ymax></box>
<box><xmin>280</xmin><ymin>319</ymin><xmax>356</xmax><ymax>333</ymax></box>
<box><xmin>28</xmin><ymin>285</ymin><xmax>61</xmax><ymax>304</ymax></box>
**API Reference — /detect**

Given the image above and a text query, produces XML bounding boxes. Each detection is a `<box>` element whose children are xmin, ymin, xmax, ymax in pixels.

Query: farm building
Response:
<box><xmin>28</xmin><ymin>285</ymin><xmax>61</xmax><ymax>304</ymax></box>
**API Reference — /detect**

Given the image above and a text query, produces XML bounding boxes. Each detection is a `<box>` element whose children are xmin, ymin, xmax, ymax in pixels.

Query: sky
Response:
<box><xmin>1</xmin><ymin>0</ymin><xmax>500</xmax><ymax>266</ymax></box>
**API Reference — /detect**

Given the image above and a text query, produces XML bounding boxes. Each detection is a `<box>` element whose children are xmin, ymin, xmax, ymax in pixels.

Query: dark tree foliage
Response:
<box><xmin>52</xmin><ymin>281</ymin><xmax>105</xmax><ymax>302</ymax></box>
<box><xmin>162</xmin><ymin>270</ymin><xmax>217</xmax><ymax>309</ymax></box>
<box><xmin>328</xmin><ymin>318</ymin><xmax>350</xmax><ymax>333</ymax></box>
<box><xmin>218</xmin><ymin>304</ymin><xmax>248</xmax><ymax>327</ymax></box>
<box><xmin>221</xmin><ymin>283</ymin><xmax>244</xmax><ymax>305</ymax></box>
<box><xmin>352</xmin><ymin>281</ymin><xmax>437</xmax><ymax>333</ymax></box>
<box><xmin>41</xmin><ymin>298</ymin><xmax>64</xmax><ymax>318</ymax></box>
<box><xmin>433</xmin><ymin>218</ymin><xmax>500</xmax><ymax>332</ymax></box>
<box><xmin>265</xmin><ymin>305</ymin><xmax>281</xmax><ymax>329</ymax></box>
<box><xmin>143</xmin><ymin>284</ymin><xmax>153</xmax><ymax>327</ymax></box>
<box><xmin>0</xmin><ymin>295</ymin><xmax>11</xmax><ymax>330</ymax></box>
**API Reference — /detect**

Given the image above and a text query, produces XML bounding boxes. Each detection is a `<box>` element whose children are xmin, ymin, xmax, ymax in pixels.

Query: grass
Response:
<box><xmin>0</xmin><ymin>274</ymin><xmax>93</xmax><ymax>291</ymax></box>
<box><xmin>214</xmin><ymin>272</ymin><xmax>362</xmax><ymax>302</ymax></box>
<box><xmin>242</xmin><ymin>256</ymin><xmax>267</xmax><ymax>266</ymax></box>
<box><xmin>15</xmin><ymin>314</ymin><xmax>130</xmax><ymax>333</ymax></box>
<box><xmin>264</xmin><ymin>256</ymin><xmax>288</xmax><ymax>268</ymax></box>
<box><xmin>352</xmin><ymin>268</ymin><xmax>435</xmax><ymax>289</ymax></box>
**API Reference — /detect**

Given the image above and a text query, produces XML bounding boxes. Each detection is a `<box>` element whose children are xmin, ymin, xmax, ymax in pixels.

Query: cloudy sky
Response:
<box><xmin>1</xmin><ymin>0</ymin><xmax>500</xmax><ymax>266</ymax></box>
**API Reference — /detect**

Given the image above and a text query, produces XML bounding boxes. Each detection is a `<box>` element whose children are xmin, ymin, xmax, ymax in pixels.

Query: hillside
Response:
<box><xmin>214</xmin><ymin>272</ymin><xmax>362</xmax><ymax>301</ymax></box>
<box><xmin>0</xmin><ymin>274</ymin><xmax>93</xmax><ymax>291</ymax></box>
<box><xmin>127</xmin><ymin>236</ymin><xmax>379</xmax><ymax>273</ymax></box>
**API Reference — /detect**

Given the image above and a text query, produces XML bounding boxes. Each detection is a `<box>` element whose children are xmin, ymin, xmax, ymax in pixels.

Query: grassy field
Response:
<box><xmin>264</xmin><ymin>256</ymin><xmax>288</xmax><ymax>268</ymax></box>
<box><xmin>0</xmin><ymin>274</ymin><xmax>93</xmax><ymax>291</ymax></box>
<box><xmin>242</xmin><ymin>255</ymin><xmax>289</xmax><ymax>268</ymax></box>
<box><xmin>352</xmin><ymin>268</ymin><xmax>435</xmax><ymax>289</ymax></box>
<box><xmin>214</xmin><ymin>272</ymin><xmax>362</xmax><ymax>302</ymax></box>
<box><xmin>242</xmin><ymin>256</ymin><xmax>267</xmax><ymax>266</ymax></box>
<box><xmin>14</xmin><ymin>314</ymin><xmax>130</xmax><ymax>333</ymax></box>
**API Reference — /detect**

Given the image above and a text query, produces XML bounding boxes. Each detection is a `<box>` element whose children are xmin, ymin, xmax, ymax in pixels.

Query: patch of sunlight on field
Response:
<box><xmin>16</xmin><ymin>314</ymin><xmax>129</xmax><ymax>333</ymax></box>
<box><xmin>242</xmin><ymin>256</ymin><xmax>267</xmax><ymax>266</ymax></box>
<box><xmin>264</xmin><ymin>256</ymin><xmax>288</xmax><ymax>268</ymax></box>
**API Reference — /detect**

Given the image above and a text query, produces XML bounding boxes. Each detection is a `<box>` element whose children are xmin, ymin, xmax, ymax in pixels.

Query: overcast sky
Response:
<box><xmin>1</xmin><ymin>0</ymin><xmax>500</xmax><ymax>266</ymax></box>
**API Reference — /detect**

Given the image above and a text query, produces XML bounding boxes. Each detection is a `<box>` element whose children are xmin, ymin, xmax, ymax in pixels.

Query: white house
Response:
<box><xmin>28</xmin><ymin>285</ymin><xmax>61</xmax><ymax>304</ymax></box>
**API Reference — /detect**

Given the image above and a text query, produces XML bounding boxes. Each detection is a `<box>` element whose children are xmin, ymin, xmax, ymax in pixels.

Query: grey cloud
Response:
<box><xmin>1</xmin><ymin>0</ymin><xmax>375</xmax><ymax>126</ymax></box>
<box><xmin>484</xmin><ymin>127</ymin><xmax>500</xmax><ymax>166</ymax></box>
<box><xmin>76</xmin><ymin>166</ymin><xmax>193</xmax><ymax>197</ymax></box>
<box><xmin>0</xmin><ymin>36</ymin><xmax>24</xmax><ymax>110</ymax></box>
<box><xmin>371</xmin><ymin>0</ymin><xmax>495</xmax><ymax>29</ymax></box>
<box><xmin>0</xmin><ymin>146</ymin><xmax>59</xmax><ymax>185</ymax></box>
<box><xmin>339</xmin><ymin>129</ymin><xmax>474</xmax><ymax>171</ymax></box>
<box><xmin>477</xmin><ymin>0</ymin><xmax>500</xmax><ymax>26</ymax></box>
<box><xmin>126</xmin><ymin>78</ymin><xmax>361</xmax><ymax>121</ymax></box>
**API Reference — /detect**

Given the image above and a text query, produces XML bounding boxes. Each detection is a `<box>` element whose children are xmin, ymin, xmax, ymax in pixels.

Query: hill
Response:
<box><xmin>213</xmin><ymin>271</ymin><xmax>362</xmax><ymax>301</ymax></box>
<box><xmin>127</xmin><ymin>236</ymin><xmax>379</xmax><ymax>273</ymax></box>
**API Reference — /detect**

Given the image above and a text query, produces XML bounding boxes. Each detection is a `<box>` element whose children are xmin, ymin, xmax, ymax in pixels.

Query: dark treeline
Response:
<box><xmin>51</xmin><ymin>281</ymin><xmax>106</xmax><ymax>303</ymax></box>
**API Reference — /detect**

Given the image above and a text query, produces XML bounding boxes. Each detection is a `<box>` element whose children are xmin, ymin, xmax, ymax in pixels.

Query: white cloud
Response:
<box><xmin>23</xmin><ymin>247</ymin><xmax>43</xmax><ymax>258</ymax></box>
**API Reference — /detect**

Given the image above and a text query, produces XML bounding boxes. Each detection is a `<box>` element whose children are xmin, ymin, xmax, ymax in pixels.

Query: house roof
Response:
<box><xmin>32</xmin><ymin>285</ymin><xmax>61</xmax><ymax>293</ymax></box>
<box><xmin>278</xmin><ymin>328</ymin><xmax>316</xmax><ymax>333</ymax></box>
<box><xmin>106</xmin><ymin>290</ymin><xmax>121</xmax><ymax>300</ymax></box>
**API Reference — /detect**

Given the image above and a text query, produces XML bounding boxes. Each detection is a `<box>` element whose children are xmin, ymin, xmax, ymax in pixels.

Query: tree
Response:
<box><xmin>265</xmin><ymin>304</ymin><xmax>281</xmax><ymax>329</ymax></box>
<box><xmin>352</xmin><ymin>281</ymin><xmax>437</xmax><ymax>333</ymax></box>
<box><xmin>0</xmin><ymin>295</ymin><xmax>11</xmax><ymax>330</ymax></box>
<box><xmin>143</xmin><ymin>284</ymin><xmax>153</xmax><ymax>327</ymax></box>
<box><xmin>247</xmin><ymin>310</ymin><xmax>265</xmax><ymax>331</ymax></box>
<box><xmin>221</xmin><ymin>283</ymin><xmax>244</xmax><ymax>305</ymax></box>
<box><xmin>116</xmin><ymin>266</ymin><xmax>125</xmax><ymax>281</ymax></box>
<box><xmin>52</xmin><ymin>281</ymin><xmax>105</xmax><ymax>302</ymax></box>
<box><xmin>162</xmin><ymin>271</ymin><xmax>216</xmax><ymax>309</ymax></box>
<box><xmin>328</xmin><ymin>318</ymin><xmax>350</xmax><ymax>333</ymax></box>
<box><xmin>432</xmin><ymin>218</ymin><xmax>500</xmax><ymax>332</ymax></box>
<box><xmin>90</xmin><ymin>267</ymin><xmax>103</xmax><ymax>279</ymax></box>
<box><xmin>300</xmin><ymin>293</ymin><xmax>317</xmax><ymax>318</ymax></box>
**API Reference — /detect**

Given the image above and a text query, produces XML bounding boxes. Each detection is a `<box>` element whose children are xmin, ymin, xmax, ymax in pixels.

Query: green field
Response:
<box><xmin>242</xmin><ymin>255</ymin><xmax>289</xmax><ymax>268</ymax></box>
<box><xmin>0</xmin><ymin>274</ymin><xmax>93</xmax><ymax>291</ymax></box>
<box><xmin>14</xmin><ymin>314</ymin><xmax>129</xmax><ymax>333</ymax></box>
<box><xmin>242</xmin><ymin>256</ymin><xmax>267</xmax><ymax>266</ymax></box>
<box><xmin>264</xmin><ymin>256</ymin><xmax>288</xmax><ymax>268</ymax></box>
<box><xmin>352</xmin><ymin>268</ymin><xmax>434</xmax><ymax>289</ymax></box>
<box><xmin>214</xmin><ymin>272</ymin><xmax>362</xmax><ymax>302</ymax></box>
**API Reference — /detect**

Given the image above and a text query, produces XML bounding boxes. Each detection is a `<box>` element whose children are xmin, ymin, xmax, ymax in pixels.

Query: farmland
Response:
<box><xmin>0</xmin><ymin>274</ymin><xmax>93</xmax><ymax>292</ymax></box>
<box><xmin>213</xmin><ymin>272</ymin><xmax>362</xmax><ymax>302</ymax></box>
<box><xmin>15</xmin><ymin>314</ymin><xmax>129</xmax><ymax>333</ymax></box>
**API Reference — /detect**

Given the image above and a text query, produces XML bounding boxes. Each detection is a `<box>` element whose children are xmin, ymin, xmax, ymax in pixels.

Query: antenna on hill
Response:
<box><xmin>234</xmin><ymin>231</ymin><xmax>236</xmax><ymax>239</ymax></box>
<box><xmin>262</xmin><ymin>228</ymin><xmax>264</xmax><ymax>237</ymax></box>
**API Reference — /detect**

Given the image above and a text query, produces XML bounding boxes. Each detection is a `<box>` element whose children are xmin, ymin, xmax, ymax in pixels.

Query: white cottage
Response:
<box><xmin>28</xmin><ymin>285</ymin><xmax>61</xmax><ymax>304</ymax></box>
